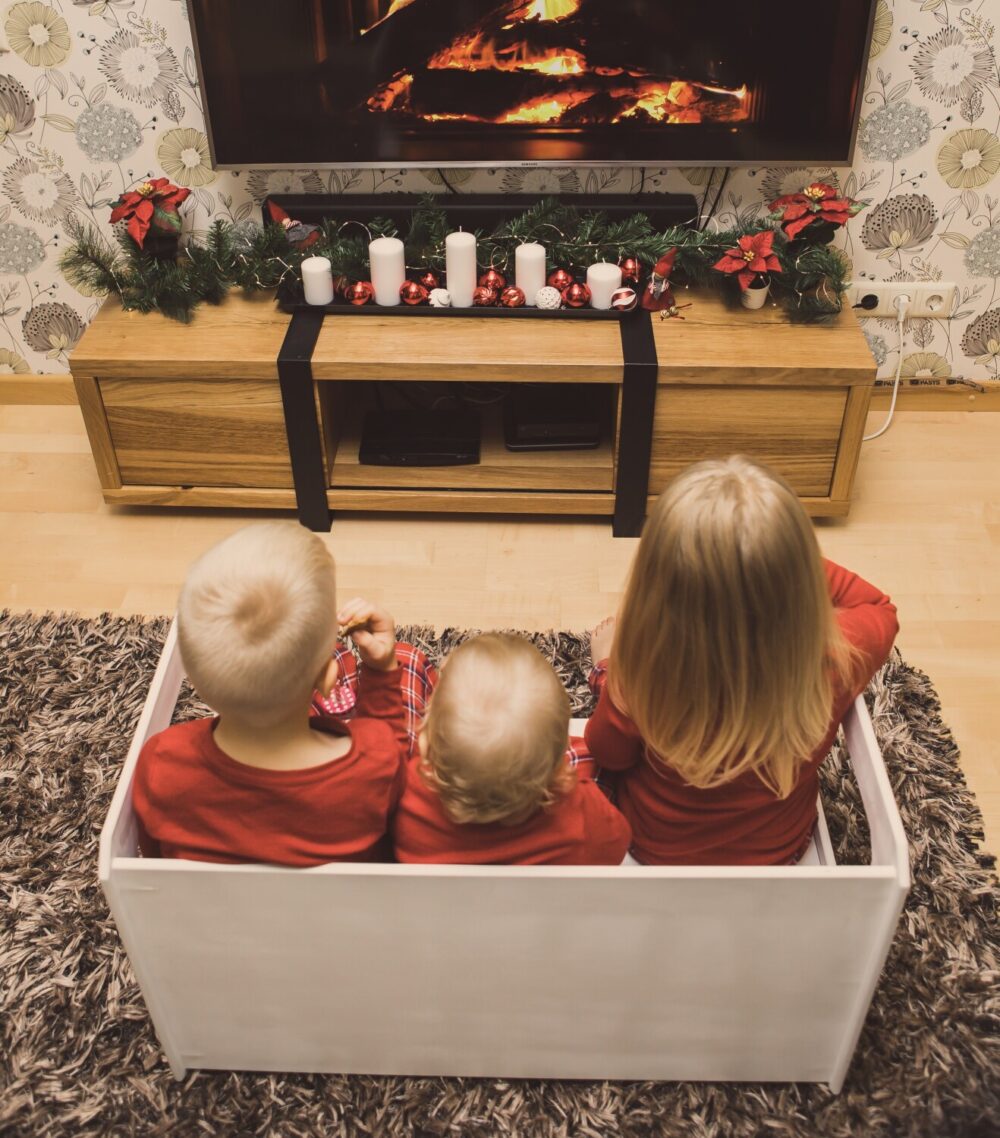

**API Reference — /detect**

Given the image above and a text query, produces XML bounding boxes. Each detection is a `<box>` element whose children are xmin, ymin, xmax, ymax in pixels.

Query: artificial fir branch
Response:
<box><xmin>61</xmin><ymin>196</ymin><xmax>854</xmax><ymax>322</ymax></box>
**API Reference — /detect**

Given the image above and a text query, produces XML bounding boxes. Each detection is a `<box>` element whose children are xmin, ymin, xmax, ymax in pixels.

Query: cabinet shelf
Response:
<box><xmin>324</xmin><ymin>384</ymin><xmax>616</xmax><ymax>494</ymax></box>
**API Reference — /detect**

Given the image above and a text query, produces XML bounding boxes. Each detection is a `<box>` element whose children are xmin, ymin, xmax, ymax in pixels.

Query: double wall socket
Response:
<box><xmin>846</xmin><ymin>281</ymin><xmax>957</xmax><ymax>320</ymax></box>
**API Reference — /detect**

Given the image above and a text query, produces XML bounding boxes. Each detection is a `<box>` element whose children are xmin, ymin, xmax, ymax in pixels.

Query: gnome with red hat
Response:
<box><xmin>642</xmin><ymin>248</ymin><xmax>684</xmax><ymax>318</ymax></box>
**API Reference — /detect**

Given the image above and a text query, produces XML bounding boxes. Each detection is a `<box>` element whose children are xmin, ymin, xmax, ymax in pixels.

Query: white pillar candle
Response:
<box><xmin>515</xmin><ymin>242</ymin><xmax>546</xmax><ymax>307</ymax></box>
<box><xmin>445</xmin><ymin>230</ymin><xmax>477</xmax><ymax>308</ymax></box>
<box><xmin>300</xmin><ymin>255</ymin><xmax>334</xmax><ymax>306</ymax></box>
<box><xmin>369</xmin><ymin>236</ymin><xmax>406</xmax><ymax>306</ymax></box>
<box><xmin>586</xmin><ymin>262</ymin><xmax>623</xmax><ymax>310</ymax></box>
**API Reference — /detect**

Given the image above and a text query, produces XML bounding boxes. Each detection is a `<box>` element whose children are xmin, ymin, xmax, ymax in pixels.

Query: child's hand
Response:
<box><xmin>338</xmin><ymin>598</ymin><xmax>398</xmax><ymax>672</ymax></box>
<box><xmin>589</xmin><ymin>616</ymin><xmax>617</xmax><ymax>666</ymax></box>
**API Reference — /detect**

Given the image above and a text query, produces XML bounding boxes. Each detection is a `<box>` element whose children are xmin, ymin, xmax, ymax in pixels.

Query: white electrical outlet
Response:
<box><xmin>847</xmin><ymin>281</ymin><xmax>957</xmax><ymax>319</ymax></box>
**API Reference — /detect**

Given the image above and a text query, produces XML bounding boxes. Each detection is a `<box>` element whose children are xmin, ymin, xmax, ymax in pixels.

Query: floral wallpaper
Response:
<box><xmin>0</xmin><ymin>0</ymin><xmax>998</xmax><ymax>386</ymax></box>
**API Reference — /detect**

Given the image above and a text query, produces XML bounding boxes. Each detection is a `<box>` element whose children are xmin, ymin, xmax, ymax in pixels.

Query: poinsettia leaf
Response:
<box><xmin>127</xmin><ymin>214</ymin><xmax>148</xmax><ymax>246</ymax></box>
<box><xmin>153</xmin><ymin>206</ymin><xmax>182</xmax><ymax>232</ymax></box>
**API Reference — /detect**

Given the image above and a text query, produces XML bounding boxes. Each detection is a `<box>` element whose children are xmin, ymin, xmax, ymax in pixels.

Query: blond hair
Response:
<box><xmin>421</xmin><ymin>634</ymin><xmax>575</xmax><ymax>825</ymax></box>
<box><xmin>177</xmin><ymin>522</ymin><xmax>337</xmax><ymax>728</ymax></box>
<box><xmin>610</xmin><ymin>456</ymin><xmax>856</xmax><ymax>799</ymax></box>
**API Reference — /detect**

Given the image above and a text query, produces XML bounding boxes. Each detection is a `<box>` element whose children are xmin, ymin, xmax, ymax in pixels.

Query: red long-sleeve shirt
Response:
<box><xmin>584</xmin><ymin>559</ymin><xmax>899</xmax><ymax>865</ymax></box>
<box><xmin>393</xmin><ymin>743</ymin><xmax>632</xmax><ymax>865</ymax></box>
<box><xmin>133</xmin><ymin>664</ymin><xmax>409</xmax><ymax>866</ymax></box>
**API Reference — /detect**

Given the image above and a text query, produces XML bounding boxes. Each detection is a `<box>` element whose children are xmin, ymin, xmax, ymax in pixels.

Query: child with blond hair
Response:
<box><xmin>586</xmin><ymin>455</ymin><xmax>899</xmax><ymax>866</ymax></box>
<box><xmin>392</xmin><ymin>633</ymin><xmax>631</xmax><ymax>865</ymax></box>
<box><xmin>133</xmin><ymin>521</ymin><xmax>434</xmax><ymax>866</ymax></box>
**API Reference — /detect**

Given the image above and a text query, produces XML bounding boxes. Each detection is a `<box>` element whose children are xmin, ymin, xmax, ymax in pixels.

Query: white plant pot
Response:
<box><xmin>740</xmin><ymin>278</ymin><xmax>770</xmax><ymax>309</ymax></box>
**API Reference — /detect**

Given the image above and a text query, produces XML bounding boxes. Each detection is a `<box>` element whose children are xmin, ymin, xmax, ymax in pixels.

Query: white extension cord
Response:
<box><xmin>863</xmin><ymin>293</ymin><xmax>910</xmax><ymax>442</ymax></box>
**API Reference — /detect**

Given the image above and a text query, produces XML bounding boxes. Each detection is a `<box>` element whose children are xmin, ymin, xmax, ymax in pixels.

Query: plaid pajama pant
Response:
<box><xmin>312</xmin><ymin>639</ymin><xmax>595</xmax><ymax>770</ymax></box>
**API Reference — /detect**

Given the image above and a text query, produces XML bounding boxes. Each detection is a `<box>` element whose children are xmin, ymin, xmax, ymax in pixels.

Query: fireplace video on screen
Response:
<box><xmin>190</xmin><ymin>0</ymin><xmax>874</xmax><ymax>167</ymax></box>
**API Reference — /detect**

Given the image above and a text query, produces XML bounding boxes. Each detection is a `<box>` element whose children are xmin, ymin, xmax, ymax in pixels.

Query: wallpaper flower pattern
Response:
<box><xmin>0</xmin><ymin>0</ymin><xmax>997</xmax><ymax>384</ymax></box>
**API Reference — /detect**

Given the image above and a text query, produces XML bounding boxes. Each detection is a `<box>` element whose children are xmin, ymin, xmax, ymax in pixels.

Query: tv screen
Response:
<box><xmin>188</xmin><ymin>0</ymin><xmax>875</xmax><ymax>169</ymax></box>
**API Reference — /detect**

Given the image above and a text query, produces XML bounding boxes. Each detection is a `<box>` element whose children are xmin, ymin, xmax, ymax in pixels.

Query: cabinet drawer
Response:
<box><xmin>649</xmin><ymin>386</ymin><xmax>847</xmax><ymax>498</ymax></box>
<box><xmin>100</xmin><ymin>378</ymin><xmax>293</xmax><ymax>488</ymax></box>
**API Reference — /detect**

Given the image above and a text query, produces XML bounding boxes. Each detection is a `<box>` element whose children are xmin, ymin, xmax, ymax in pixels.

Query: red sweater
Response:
<box><xmin>585</xmin><ymin>559</ymin><xmax>899</xmax><ymax>866</ymax></box>
<box><xmin>133</xmin><ymin>664</ymin><xmax>408</xmax><ymax>866</ymax></box>
<box><xmin>393</xmin><ymin>744</ymin><xmax>632</xmax><ymax>865</ymax></box>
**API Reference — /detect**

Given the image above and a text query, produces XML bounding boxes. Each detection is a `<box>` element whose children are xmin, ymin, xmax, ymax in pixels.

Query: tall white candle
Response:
<box><xmin>515</xmin><ymin>242</ymin><xmax>546</xmax><ymax>307</ymax></box>
<box><xmin>445</xmin><ymin>230</ymin><xmax>477</xmax><ymax>308</ymax></box>
<box><xmin>586</xmin><ymin>262</ymin><xmax>623</xmax><ymax>310</ymax></box>
<box><xmin>369</xmin><ymin>236</ymin><xmax>405</xmax><ymax>306</ymax></box>
<box><xmin>301</xmin><ymin>255</ymin><xmax>334</xmax><ymax>306</ymax></box>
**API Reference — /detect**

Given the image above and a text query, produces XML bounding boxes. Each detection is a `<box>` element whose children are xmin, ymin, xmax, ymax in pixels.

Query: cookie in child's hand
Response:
<box><xmin>339</xmin><ymin>617</ymin><xmax>368</xmax><ymax>637</ymax></box>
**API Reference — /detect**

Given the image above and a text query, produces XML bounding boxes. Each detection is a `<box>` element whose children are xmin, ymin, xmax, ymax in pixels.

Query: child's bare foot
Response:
<box><xmin>589</xmin><ymin>616</ymin><xmax>616</xmax><ymax>666</ymax></box>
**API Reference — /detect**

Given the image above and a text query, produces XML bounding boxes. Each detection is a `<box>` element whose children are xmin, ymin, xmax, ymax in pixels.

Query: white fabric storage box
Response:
<box><xmin>99</xmin><ymin>622</ymin><xmax>909</xmax><ymax>1091</ymax></box>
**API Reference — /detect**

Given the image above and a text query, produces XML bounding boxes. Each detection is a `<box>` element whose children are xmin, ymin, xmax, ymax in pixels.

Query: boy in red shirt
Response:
<box><xmin>393</xmin><ymin>634</ymin><xmax>631</xmax><ymax>865</ymax></box>
<box><xmin>133</xmin><ymin>522</ymin><xmax>418</xmax><ymax>866</ymax></box>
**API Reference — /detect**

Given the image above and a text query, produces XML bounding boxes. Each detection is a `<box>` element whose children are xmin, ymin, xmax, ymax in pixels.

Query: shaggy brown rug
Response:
<box><xmin>1</xmin><ymin>612</ymin><xmax>997</xmax><ymax>1138</ymax></box>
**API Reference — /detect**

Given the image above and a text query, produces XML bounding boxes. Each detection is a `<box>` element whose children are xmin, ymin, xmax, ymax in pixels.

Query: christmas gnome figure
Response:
<box><xmin>641</xmin><ymin>249</ymin><xmax>683</xmax><ymax>317</ymax></box>
<box><xmin>266</xmin><ymin>200</ymin><xmax>320</xmax><ymax>250</ymax></box>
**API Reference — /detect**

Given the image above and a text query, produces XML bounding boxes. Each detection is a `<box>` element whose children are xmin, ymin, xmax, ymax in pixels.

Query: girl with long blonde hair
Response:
<box><xmin>585</xmin><ymin>456</ymin><xmax>898</xmax><ymax>865</ymax></box>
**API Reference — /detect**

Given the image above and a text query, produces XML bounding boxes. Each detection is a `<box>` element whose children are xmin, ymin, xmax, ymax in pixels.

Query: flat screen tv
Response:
<box><xmin>188</xmin><ymin>0</ymin><xmax>876</xmax><ymax>169</ymax></box>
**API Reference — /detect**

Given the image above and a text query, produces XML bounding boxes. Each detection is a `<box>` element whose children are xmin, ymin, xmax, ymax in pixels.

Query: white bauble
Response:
<box><xmin>535</xmin><ymin>285</ymin><xmax>562</xmax><ymax>310</ymax></box>
<box><xmin>429</xmin><ymin>288</ymin><xmax>452</xmax><ymax>307</ymax></box>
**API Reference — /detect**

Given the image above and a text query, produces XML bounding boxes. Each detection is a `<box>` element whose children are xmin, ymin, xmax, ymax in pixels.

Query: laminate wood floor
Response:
<box><xmin>2</xmin><ymin>403</ymin><xmax>997</xmax><ymax>855</ymax></box>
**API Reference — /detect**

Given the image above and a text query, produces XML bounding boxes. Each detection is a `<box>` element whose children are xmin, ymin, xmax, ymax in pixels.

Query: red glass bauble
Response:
<box><xmin>619</xmin><ymin>257</ymin><xmax>642</xmax><ymax>283</ymax></box>
<box><xmin>473</xmin><ymin>285</ymin><xmax>498</xmax><ymax>306</ymax></box>
<box><xmin>478</xmin><ymin>268</ymin><xmax>506</xmax><ymax>292</ymax></box>
<box><xmin>418</xmin><ymin>269</ymin><xmax>440</xmax><ymax>291</ymax></box>
<box><xmin>499</xmin><ymin>286</ymin><xmax>526</xmax><ymax>308</ymax></box>
<box><xmin>610</xmin><ymin>286</ymin><xmax>638</xmax><ymax>311</ymax></box>
<box><xmin>400</xmin><ymin>280</ymin><xmax>429</xmax><ymax>305</ymax></box>
<box><xmin>344</xmin><ymin>280</ymin><xmax>374</xmax><ymax>306</ymax></box>
<box><xmin>547</xmin><ymin>268</ymin><xmax>574</xmax><ymax>291</ymax></box>
<box><xmin>562</xmin><ymin>282</ymin><xmax>592</xmax><ymax>308</ymax></box>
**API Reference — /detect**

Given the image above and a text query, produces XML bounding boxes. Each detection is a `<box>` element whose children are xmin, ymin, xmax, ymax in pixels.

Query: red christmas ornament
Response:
<box><xmin>400</xmin><ymin>280</ymin><xmax>429</xmax><ymax>305</ymax></box>
<box><xmin>619</xmin><ymin>256</ymin><xmax>642</xmax><ymax>284</ymax></box>
<box><xmin>562</xmin><ymin>282</ymin><xmax>591</xmax><ymax>308</ymax></box>
<box><xmin>418</xmin><ymin>269</ymin><xmax>440</xmax><ymax>291</ymax></box>
<box><xmin>499</xmin><ymin>285</ymin><xmax>526</xmax><ymax>308</ymax></box>
<box><xmin>473</xmin><ymin>285</ymin><xmax>498</xmax><ymax>306</ymax></box>
<box><xmin>478</xmin><ymin>268</ymin><xmax>507</xmax><ymax>292</ymax></box>
<box><xmin>610</xmin><ymin>286</ymin><xmax>638</xmax><ymax>312</ymax></box>
<box><xmin>547</xmin><ymin>268</ymin><xmax>574</xmax><ymax>291</ymax></box>
<box><xmin>344</xmin><ymin>280</ymin><xmax>374</xmax><ymax>306</ymax></box>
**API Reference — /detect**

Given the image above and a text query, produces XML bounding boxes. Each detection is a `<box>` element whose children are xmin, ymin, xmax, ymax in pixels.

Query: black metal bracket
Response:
<box><xmin>613</xmin><ymin>310</ymin><xmax>659</xmax><ymax>538</ymax></box>
<box><xmin>277</xmin><ymin>308</ymin><xmax>329</xmax><ymax>532</ymax></box>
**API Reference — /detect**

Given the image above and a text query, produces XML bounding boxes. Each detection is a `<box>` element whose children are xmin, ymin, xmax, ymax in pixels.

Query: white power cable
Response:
<box><xmin>863</xmin><ymin>293</ymin><xmax>910</xmax><ymax>442</ymax></box>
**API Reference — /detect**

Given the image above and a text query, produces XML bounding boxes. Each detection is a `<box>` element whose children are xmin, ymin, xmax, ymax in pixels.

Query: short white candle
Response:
<box><xmin>300</xmin><ymin>255</ymin><xmax>334</xmax><ymax>306</ymax></box>
<box><xmin>515</xmin><ymin>242</ymin><xmax>546</xmax><ymax>307</ymax></box>
<box><xmin>586</xmin><ymin>262</ymin><xmax>623</xmax><ymax>310</ymax></box>
<box><xmin>445</xmin><ymin>230</ymin><xmax>477</xmax><ymax>308</ymax></box>
<box><xmin>368</xmin><ymin>236</ymin><xmax>406</xmax><ymax>306</ymax></box>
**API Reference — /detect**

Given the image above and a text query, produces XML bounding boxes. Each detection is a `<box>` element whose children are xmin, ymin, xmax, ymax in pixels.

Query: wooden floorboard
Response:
<box><xmin>1</xmin><ymin>403</ymin><xmax>997</xmax><ymax>856</ymax></box>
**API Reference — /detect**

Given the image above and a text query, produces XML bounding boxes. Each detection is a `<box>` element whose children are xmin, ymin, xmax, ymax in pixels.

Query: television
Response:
<box><xmin>188</xmin><ymin>0</ymin><xmax>876</xmax><ymax>170</ymax></box>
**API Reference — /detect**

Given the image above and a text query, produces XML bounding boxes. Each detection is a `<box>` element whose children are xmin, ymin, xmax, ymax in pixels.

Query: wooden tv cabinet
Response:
<box><xmin>70</xmin><ymin>290</ymin><xmax>875</xmax><ymax>531</ymax></box>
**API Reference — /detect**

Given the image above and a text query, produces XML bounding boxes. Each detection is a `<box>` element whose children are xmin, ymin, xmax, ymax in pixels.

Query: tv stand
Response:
<box><xmin>70</xmin><ymin>290</ymin><xmax>875</xmax><ymax>533</ymax></box>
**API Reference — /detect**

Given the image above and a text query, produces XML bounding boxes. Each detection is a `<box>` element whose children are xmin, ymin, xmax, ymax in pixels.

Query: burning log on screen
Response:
<box><xmin>360</xmin><ymin>0</ymin><xmax>750</xmax><ymax>128</ymax></box>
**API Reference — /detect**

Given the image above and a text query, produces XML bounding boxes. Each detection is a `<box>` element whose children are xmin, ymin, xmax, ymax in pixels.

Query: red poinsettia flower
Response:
<box><xmin>713</xmin><ymin>231</ymin><xmax>782</xmax><ymax>290</ymax></box>
<box><xmin>769</xmin><ymin>182</ymin><xmax>866</xmax><ymax>240</ymax></box>
<box><xmin>109</xmin><ymin>177</ymin><xmax>190</xmax><ymax>248</ymax></box>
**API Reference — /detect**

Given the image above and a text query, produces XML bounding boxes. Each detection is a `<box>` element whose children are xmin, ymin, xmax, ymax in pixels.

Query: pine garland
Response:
<box><xmin>61</xmin><ymin>196</ymin><xmax>851</xmax><ymax>324</ymax></box>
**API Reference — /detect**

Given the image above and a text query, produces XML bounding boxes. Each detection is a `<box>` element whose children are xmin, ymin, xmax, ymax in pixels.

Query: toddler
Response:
<box><xmin>393</xmin><ymin>633</ymin><xmax>631</xmax><ymax>865</ymax></box>
<box><xmin>586</xmin><ymin>455</ymin><xmax>899</xmax><ymax>866</ymax></box>
<box><xmin>133</xmin><ymin>521</ymin><xmax>420</xmax><ymax>866</ymax></box>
